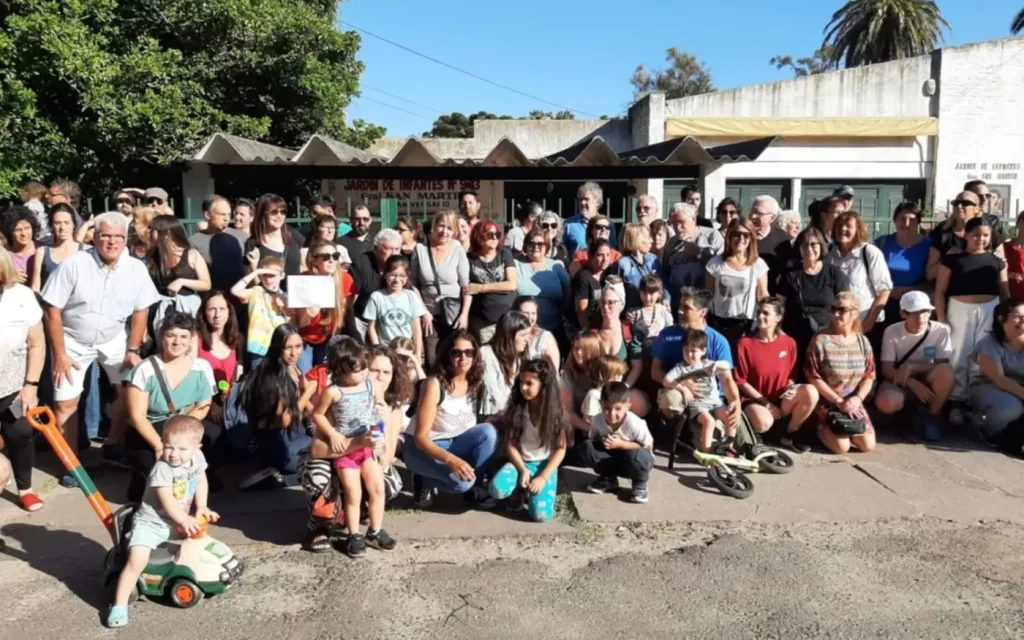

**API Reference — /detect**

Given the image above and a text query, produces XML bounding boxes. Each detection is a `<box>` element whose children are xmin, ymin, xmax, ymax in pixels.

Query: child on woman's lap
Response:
<box><xmin>312</xmin><ymin>339</ymin><xmax>397</xmax><ymax>557</ymax></box>
<box><xmin>663</xmin><ymin>329</ymin><xmax>732</xmax><ymax>452</ymax></box>
<box><xmin>105</xmin><ymin>416</ymin><xmax>219</xmax><ymax>628</ymax></box>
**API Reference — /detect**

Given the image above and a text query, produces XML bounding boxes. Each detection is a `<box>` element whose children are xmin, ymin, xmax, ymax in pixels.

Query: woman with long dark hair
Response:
<box><xmin>478</xmin><ymin>311</ymin><xmax>532</xmax><ymax>417</ymax></box>
<box><xmin>237</xmin><ymin>323</ymin><xmax>311</xmax><ymax>489</ymax></box>
<box><xmin>300</xmin><ymin>215</ymin><xmax>348</xmax><ymax>269</ymax></box>
<box><xmin>402</xmin><ymin>330</ymin><xmax>499</xmax><ymax>509</ymax></box>
<box><xmin>195</xmin><ymin>291</ymin><xmax>243</xmax><ymax>425</ymax></box>
<box><xmin>245</xmin><ymin>193</ymin><xmax>303</xmax><ymax>279</ymax></box>
<box><xmin>488</xmin><ymin>359</ymin><xmax>571</xmax><ymax>522</ymax></box>
<box><xmin>147</xmin><ymin>215</ymin><xmax>211</xmax><ymax>329</ymax></box>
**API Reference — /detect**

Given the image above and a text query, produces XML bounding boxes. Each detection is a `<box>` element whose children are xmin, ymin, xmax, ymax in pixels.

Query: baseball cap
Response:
<box><xmin>833</xmin><ymin>185</ymin><xmax>855</xmax><ymax>198</ymax></box>
<box><xmin>144</xmin><ymin>187</ymin><xmax>169</xmax><ymax>202</ymax></box>
<box><xmin>900</xmin><ymin>291</ymin><xmax>934</xmax><ymax>314</ymax></box>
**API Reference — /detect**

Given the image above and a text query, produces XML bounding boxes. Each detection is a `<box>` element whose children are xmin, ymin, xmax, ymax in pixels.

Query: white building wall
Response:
<box><xmin>934</xmin><ymin>37</ymin><xmax>1024</xmax><ymax>215</ymax></box>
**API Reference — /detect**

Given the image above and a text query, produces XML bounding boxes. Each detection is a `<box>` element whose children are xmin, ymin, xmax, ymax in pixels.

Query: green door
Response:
<box><xmin>724</xmin><ymin>181</ymin><xmax>790</xmax><ymax>212</ymax></box>
<box><xmin>800</xmin><ymin>181</ymin><xmax>926</xmax><ymax>237</ymax></box>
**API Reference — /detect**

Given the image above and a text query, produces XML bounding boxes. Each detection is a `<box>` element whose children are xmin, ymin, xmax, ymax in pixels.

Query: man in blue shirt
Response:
<box><xmin>652</xmin><ymin>288</ymin><xmax>741</xmax><ymax>430</ymax></box>
<box><xmin>562</xmin><ymin>181</ymin><xmax>618</xmax><ymax>257</ymax></box>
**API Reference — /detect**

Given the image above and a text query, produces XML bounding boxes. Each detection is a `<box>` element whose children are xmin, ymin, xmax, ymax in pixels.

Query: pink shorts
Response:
<box><xmin>333</xmin><ymin>447</ymin><xmax>373</xmax><ymax>470</ymax></box>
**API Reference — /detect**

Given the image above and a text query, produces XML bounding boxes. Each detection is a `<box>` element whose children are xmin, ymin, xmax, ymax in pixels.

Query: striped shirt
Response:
<box><xmin>804</xmin><ymin>333</ymin><xmax>876</xmax><ymax>423</ymax></box>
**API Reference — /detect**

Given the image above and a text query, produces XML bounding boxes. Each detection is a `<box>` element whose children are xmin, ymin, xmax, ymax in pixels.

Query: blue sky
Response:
<box><xmin>341</xmin><ymin>0</ymin><xmax>1021</xmax><ymax>137</ymax></box>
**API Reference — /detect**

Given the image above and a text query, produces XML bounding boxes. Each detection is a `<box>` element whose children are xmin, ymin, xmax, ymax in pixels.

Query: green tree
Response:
<box><xmin>770</xmin><ymin>46</ymin><xmax>837</xmax><ymax>77</ymax></box>
<box><xmin>630</xmin><ymin>48</ymin><xmax>715</xmax><ymax>100</ymax></box>
<box><xmin>0</xmin><ymin>0</ymin><xmax>383</xmax><ymax>197</ymax></box>
<box><xmin>823</xmin><ymin>0</ymin><xmax>950</xmax><ymax>69</ymax></box>
<box><xmin>1012</xmin><ymin>8</ymin><xmax>1024</xmax><ymax>33</ymax></box>
<box><xmin>526</xmin><ymin>110</ymin><xmax>576</xmax><ymax>120</ymax></box>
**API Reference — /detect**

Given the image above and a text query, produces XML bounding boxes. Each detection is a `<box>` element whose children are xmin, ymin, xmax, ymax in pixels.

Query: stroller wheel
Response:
<box><xmin>757</xmin><ymin>449</ymin><xmax>795</xmax><ymax>475</ymax></box>
<box><xmin>707</xmin><ymin>465</ymin><xmax>754</xmax><ymax>499</ymax></box>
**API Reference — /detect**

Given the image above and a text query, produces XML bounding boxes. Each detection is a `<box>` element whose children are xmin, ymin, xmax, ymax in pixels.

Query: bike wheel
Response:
<box><xmin>706</xmin><ymin>465</ymin><xmax>754</xmax><ymax>499</ymax></box>
<box><xmin>757</xmin><ymin>450</ymin><xmax>795</xmax><ymax>474</ymax></box>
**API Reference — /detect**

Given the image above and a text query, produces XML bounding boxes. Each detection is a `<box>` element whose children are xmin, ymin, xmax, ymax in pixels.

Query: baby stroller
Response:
<box><xmin>667</xmin><ymin>406</ymin><xmax>795</xmax><ymax>499</ymax></box>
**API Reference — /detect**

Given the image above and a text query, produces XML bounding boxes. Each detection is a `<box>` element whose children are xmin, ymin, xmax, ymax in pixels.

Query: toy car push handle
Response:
<box><xmin>26</xmin><ymin>407</ymin><xmax>115</xmax><ymax>539</ymax></box>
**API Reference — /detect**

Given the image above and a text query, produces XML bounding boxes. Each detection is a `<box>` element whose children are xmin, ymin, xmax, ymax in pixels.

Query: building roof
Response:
<box><xmin>190</xmin><ymin>133</ymin><xmax>776</xmax><ymax>168</ymax></box>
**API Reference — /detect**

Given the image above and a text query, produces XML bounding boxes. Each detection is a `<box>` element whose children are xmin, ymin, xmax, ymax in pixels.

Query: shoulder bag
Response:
<box><xmin>426</xmin><ymin>246</ymin><xmax>463</xmax><ymax>327</ymax></box>
<box><xmin>826</xmin><ymin>334</ymin><xmax>869</xmax><ymax>436</ymax></box>
<box><xmin>894</xmin><ymin>322</ymin><xmax>932</xmax><ymax>371</ymax></box>
<box><xmin>147</xmin><ymin>356</ymin><xmax>196</xmax><ymax>427</ymax></box>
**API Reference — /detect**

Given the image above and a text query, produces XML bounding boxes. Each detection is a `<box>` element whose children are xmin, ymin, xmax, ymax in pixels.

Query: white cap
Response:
<box><xmin>900</xmin><ymin>290</ymin><xmax>934</xmax><ymax>313</ymax></box>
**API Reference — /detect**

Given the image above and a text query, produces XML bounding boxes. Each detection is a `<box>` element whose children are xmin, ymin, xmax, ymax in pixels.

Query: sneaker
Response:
<box><xmin>630</xmin><ymin>482</ymin><xmax>649</xmax><ymax>504</ymax></box>
<box><xmin>466</xmin><ymin>486</ymin><xmax>499</xmax><ymax>510</ymax></box>
<box><xmin>412</xmin><ymin>475</ymin><xmax>436</xmax><ymax>508</ymax></box>
<box><xmin>948</xmin><ymin>407</ymin><xmax>965</xmax><ymax>427</ymax></box>
<box><xmin>238</xmin><ymin>468</ymin><xmax>284</xmax><ymax>491</ymax></box>
<box><xmin>780</xmin><ymin>437</ymin><xmax>811</xmax><ymax>454</ymax></box>
<box><xmin>920</xmin><ymin>416</ymin><xmax>942</xmax><ymax>443</ymax></box>
<box><xmin>346</xmin><ymin>533</ymin><xmax>366</xmax><ymax>558</ymax></box>
<box><xmin>505</xmin><ymin>494</ymin><xmax>527</xmax><ymax>513</ymax></box>
<box><xmin>366</xmin><ymin>528</ymin><xmax>397</xmax><ymax>551</ymax></box>
<box><xmin>100</xmin><ymin>443</ymin><xmax>129</xmax><ymax>469</ymax></box>
<box><xmin>60</xmin><ymin>474</ymin><xmax>79</xmax><ymax>489</ymax></box>
<box><xmin>587</xmin><ymin>476</ymin><xmax>619</xmax><ymax>495</ymax></box>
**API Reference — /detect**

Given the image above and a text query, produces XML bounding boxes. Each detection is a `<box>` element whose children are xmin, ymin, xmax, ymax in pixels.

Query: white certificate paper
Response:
<box><xmin>287</xmin><ymin>275</ymin><xmax>336</xmax><ymax>308</ymax></box>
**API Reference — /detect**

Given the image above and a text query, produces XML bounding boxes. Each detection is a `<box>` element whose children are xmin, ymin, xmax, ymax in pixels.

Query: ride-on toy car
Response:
<box><xmin>26</xmin><ymin>407</ymin><xmax>243</xmax><ymax>608</ymax></box>
<box><xmin>667</xmin><ymin>410</ymin><xmax>795</xmax><ymax>499</ymax></box>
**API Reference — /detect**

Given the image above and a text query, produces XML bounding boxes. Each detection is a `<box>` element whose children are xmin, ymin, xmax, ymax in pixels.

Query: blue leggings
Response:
<box><xmin>488</xmin><ymin>460</ymin><xmax>558</xmax><ymax>523</ymax></box>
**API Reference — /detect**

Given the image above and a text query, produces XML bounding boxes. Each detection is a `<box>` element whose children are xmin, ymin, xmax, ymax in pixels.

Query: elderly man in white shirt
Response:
<box><xmin>41</xmin><ymin>211</ymin><xmax>160</xmax><ymax>462</ymax></box>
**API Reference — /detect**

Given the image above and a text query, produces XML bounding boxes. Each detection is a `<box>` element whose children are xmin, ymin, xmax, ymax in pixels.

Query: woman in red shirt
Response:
<box><xmin>196</xmin><ymin>291</ymin><xmax>243</xmax><ymax>425</ymax></box>
<box><xmin>734</xmin><ymin>297</ymin><xmax>820</xmax><ymax>453</ymax></box>
<box><xmin>295</xmin><ymin>240</ymin><xmax>355</xmax><ymax>373</ymax></box>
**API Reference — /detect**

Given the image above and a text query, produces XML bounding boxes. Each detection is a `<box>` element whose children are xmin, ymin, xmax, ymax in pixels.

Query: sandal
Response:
<box><xmin>781</xmin><ymin>436</ymin><xmax>811</xmax><ymax>454</ymax></box>
<box><xmin>19</xmin><ymin>492</ymin><xmax>44</xmax><ymax>513</ymax></box>
<box><xmin>305</xmin><ymin>529</ymin><xmax>332</xmax><ymax>554</ymax></box>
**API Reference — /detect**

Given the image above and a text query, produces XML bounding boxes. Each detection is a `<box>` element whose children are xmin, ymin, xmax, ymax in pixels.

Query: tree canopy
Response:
<box><xmin>630</xmin><ymin>48</ymin><xmax>715</xmax><ymax>100</ymax></box>
<box><xmin>0</xmin><ymin>0</ymin><xmax>384</xmax><ymax>196</ymax></box>
<box><xmin>770</xmin><ymin>46</ymin><xmax>837</xmax><ymax>77</ymax></box>
<box><xmin>822</xmin><ymin>0</ymin><xmax>949</xmax><ymax>69</ymax></box>
<box><xmin>422</xmin><ymin>109</ymin><xmax>576</xmax><ymax>138</ymax></box>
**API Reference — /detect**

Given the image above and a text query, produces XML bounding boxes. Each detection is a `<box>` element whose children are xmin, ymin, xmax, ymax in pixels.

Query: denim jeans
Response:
<box><xmin>577</xmin><ymin>438</ymin><xmax>654</xmax><ymax>484</ymax></box>
<box><xmin>79</xmin><ymin>361</ymin><xmax>105</xmax><ymax>444</ymax></box>
<box><xmin>254</xmin><ymin>427</ymin><xmax>313</xmax><ymax>486</ymax></box>
<box><xmin>968</xmin><ymin>383</ymin><xmax>1024</xmax><ymax>438</ymax></box>
<box><xmin>402</xmin><ymin>424</ymin><xmax>499</xmax><ymax>494</ymax></box>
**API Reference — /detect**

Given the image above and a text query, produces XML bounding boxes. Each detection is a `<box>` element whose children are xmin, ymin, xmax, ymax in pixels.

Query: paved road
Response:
<box><xmin>4</xmin><ymin>519</ymin><xmax>1024</xmax><ymax>640</ymax></box>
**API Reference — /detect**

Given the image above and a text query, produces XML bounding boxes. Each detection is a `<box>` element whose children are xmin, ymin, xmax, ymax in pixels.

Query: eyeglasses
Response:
<box><xmin>485</xmin><ymin>232</ymin><xmax>500</xmax><ymax>240</ymax></box>
<box><xmin>315</xmin><ymin>252</ymin><xmax>341</xmax><ymax>261</ymax></box>
<box><xmin>594</xmin><ymin>224</ymin><xmax>610</xmax><ymax>232</ymax></box>
<box><xmin>831</xmin><ymin>306</ymin><xmax>855</xmax><ymax>314</ymax></box>
<box><xmin>539</xmin><ymin>222</ymin><xmax>558</xmax><ymax>230</ymax></box>
<box><xmin>951</xmin><ymin>199</ymin><xmax>978</xmax><ymax>208</ymax></box>
<box><xmin>97</xmin><ymin>233</ymin><xmax>126</xmax><ymax>241</ymax></box>
<box><xmin>451</xmin><ymin>348</ymin><xmax>476</xmax><ymax>360</ymax></box>
<box><xmin>146</xmin><ymin>198</ymin><xmax>164</xmax><ymax>205</ymax></box>
<box><xmin>527</xmin><ymin>241</ymin><xmax>547</xmax><ymax>248</ymax></box>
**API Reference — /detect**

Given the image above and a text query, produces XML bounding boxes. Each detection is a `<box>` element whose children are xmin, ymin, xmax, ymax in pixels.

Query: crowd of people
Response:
<box><xmin>1</xmin><ymin>178</ymin><xmax>1023</xmax><ymax>625</ymax></box>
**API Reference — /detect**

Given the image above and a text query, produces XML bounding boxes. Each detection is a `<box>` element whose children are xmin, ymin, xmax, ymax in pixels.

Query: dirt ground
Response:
<box><xmin>4</xmin><ymin>517</ymin><xmax>1024</xmax><ymax>640</ymax></box>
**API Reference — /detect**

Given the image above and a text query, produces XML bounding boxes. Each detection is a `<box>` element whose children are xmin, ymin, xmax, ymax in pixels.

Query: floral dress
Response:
<box><xmin>804</xmin><ymin>333</ymin><xmax>876</xmax><ymax>429</ymax></box>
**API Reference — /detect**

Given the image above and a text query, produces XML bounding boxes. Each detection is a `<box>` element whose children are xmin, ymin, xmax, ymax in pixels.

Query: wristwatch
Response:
<box><xmin>127</xmin><ymin>347</ymin><xmax>142</xmax><ymax>355</ymax></box>
<box><xmin>23</xmin><ymin>380</ymin><xmax>39</xmax><ymax>387</ymax></box>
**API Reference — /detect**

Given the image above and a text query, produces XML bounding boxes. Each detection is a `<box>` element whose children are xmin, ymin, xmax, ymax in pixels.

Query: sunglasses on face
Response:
<box><xmin>952</xmin><ymin>200</ymin><xmax>977</xmax><ymax>208</ymax></box>
<box><xmin>147</xmin><ymin>198</ymin><xmax>164</xmax><ymax>205</ymax></box>
<box><xmin>594</xmin><ymin>224</ymin><xmax>610</xmax><ymax>232</ymax></box>
<box><xmin>539</xmin><ymin>222</ymin><xmax>558</xmax><ymax>230</ymax></box>
<box><xmin>315</xmin><ymin>252</ymin><xmax>341</xmax><ymax>261</ymax></box>
<box><xmin>831</xmin><ymin>306</ymin><xmax>855</xmax><ymax>314</ymax></box>
<box><xmin>527</xmin><ymin>241</ymin><xmax>547</xmax><ymax>248</ymax></box>
<box><xmin>485</xmin><ymin>232</ymin><xmax>500</xmax><ymax>240</ymax></box>
<box><xmin>451</xmin><ymin>348</ymin><xmax>476</xmax><ymax>360</ymax></box>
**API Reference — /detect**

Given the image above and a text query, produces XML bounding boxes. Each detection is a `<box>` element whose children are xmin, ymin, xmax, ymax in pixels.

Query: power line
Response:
<box><xmin>341</xmin><ymin>21</ymin><xmax>597</xmax><ymax>118</ymax></box>
<box><xmin>361</xmin><ymin>84</ymin><xmax>444</xmax><ymax>115</ymax></box>
<box><xmin>357</xmin><ymin>95</ymin><xmax>435</xmax><ymax>121</ymax></box>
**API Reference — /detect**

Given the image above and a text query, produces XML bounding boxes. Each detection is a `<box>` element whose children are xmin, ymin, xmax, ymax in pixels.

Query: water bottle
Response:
<box><xmin>371</xmin><ymin>421</ymin><xmax>385</xmax><ymax>444</ymax></box>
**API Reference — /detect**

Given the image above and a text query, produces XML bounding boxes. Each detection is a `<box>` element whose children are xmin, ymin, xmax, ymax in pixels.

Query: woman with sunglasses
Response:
<box><xmin>704</xmin><ymin>219</ymin><xmax>769</xmax><ymax>349</ymax></box>
<box><xmin>567</xmin><ymin>215</ymin><xmax>620</xmax><ymax>277</ymax></box>
<box><xmin>925</xmin><ymin>191</ymin><xmax>995</xmax><ymax>281</ymax></box>
<box><xmin>402</xmin><ymin>331</ymin><xmax>499</xmax><ymax>509</ymax></box>
<box><xmin>535</xmin><ymin>211</ymin><xmax>569</xmax><ymax>266</ymax></box>
<box><xmin>411</xmin><ymin>210</ymin><xmax>471</xmax><ymax>369</ymax></box>
<box><xmin>245</xmin><ymin>193</ymin><xmax>303</xmax><ymax>282</ymax></box>
<box><xmin>464</xmin><ymin>220</ymin><xmax>518</xmax><ymax>344</ymax></box>
<box><xmin>515</xmin><ymin>228</ymin><xmax>571</xmax><ymax>348</ymax></box>
<box><xmin>294</xmin><ymin>240</ymin><xmax>353</xmax><ymax>373</ymax></box>
<box><xmin>805</xmin><ymin>291</ymin><xmax>877</xmax><ymax>454</ymax></box>
<box><xmin>935</xmin><ymin>216</ymin><xmax>1008</xmax><ymax>404</ymax></box>
<box><xmin>396</xmin><ymin>217</ymin><xmax>421</xmax><ymax>257</ymax></box>
<box><xmin>714</xmin><ymin>199</ymin><xmax>741</xmax><ymax>239</ymax></box>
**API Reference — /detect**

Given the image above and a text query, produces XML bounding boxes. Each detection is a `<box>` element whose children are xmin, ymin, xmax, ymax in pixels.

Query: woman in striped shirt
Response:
<box><xmin>804</xmin><ymin>291</ymin><xmax>877</xmax><ymax>454</ymax></box>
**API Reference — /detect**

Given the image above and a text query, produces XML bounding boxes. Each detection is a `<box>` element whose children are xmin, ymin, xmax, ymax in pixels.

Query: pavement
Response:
<box><xmin>4</xmin><ymin>428</ymin><xmax>1024</xmax><ymax>638</ymax></box>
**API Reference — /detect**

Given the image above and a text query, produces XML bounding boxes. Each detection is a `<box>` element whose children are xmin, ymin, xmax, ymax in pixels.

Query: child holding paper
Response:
<box><xmin>231</xmin><ymin>256</ymin><xmax>289</xmax><ymax>367</ymax></box>
<box><xmin>293</xmin><ymin>240</ymin><xmax>354</xmax><ymax>373</ymax></box>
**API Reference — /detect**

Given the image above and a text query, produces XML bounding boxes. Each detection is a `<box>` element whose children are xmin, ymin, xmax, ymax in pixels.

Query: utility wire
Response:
<box><xmin>358</xmin><ymin>95</ymin><xmax>435</xmax><ymax>121</ymax></box>
<box><xmin>361</xmin><ymin>84</ymin><xmax>444</xmax><ymax>115</ymax></box>
<box><xmin>341</xmin><ymin>21</ymin><xmax>598</xmax><ymax>117</ymax></box>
